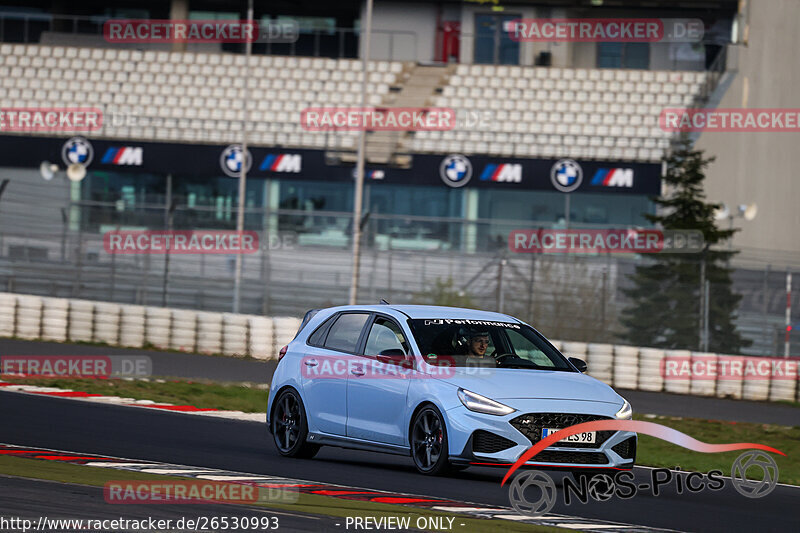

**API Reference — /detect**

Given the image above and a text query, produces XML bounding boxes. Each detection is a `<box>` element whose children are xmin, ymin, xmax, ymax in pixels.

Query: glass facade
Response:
<box><xmin>82</xmin><ymin>171</ymin><xmax>266</xmax><ymax>231</ymax></box>
<box><xmin>30</xmin><ymin>169</ymin><xmax>656</xmax><ymax>253</ymax></box>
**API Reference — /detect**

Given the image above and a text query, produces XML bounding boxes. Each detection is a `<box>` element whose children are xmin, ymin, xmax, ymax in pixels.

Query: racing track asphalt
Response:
<box><xmin>2</xmin><ymin>338</ymin><xmax>799</xmax><ymax>425</ymax></box>
<box><xmin>2</xmin><ymin>390</ymin><xmax>798</xmax><ymax>533</ymax></box>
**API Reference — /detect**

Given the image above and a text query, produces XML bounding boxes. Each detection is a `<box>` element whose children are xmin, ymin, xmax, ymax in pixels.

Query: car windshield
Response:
<box><xmin>408</xmin><ymin>319</ymin><xmax>574</xmax><ymax>371</ymax></box>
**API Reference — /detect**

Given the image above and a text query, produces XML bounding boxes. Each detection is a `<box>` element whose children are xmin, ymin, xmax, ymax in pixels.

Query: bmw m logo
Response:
<box><xmin>591</xmin><ymin>168</ymin><xmax>634</xmax><ymax>188</ymax></box>
<box><xmin>439</xmin><ymin>154</ymin><xmax>472</xmax><ymax>188</ymax></box>
<box><xmin>260</xmin><ymin>153</ymin><xmax>302</xmax><ymax>173</ymax></box>
<box><xmin>480</xmin><ymin>163</ymin><xmax>522</xmax><ymax>183</ymax></box>
<box><xmin>61</xmin><ymin>136</ymin><xmax>94</xmax><ymax>166</ymax></box>
<box><xmin>220</xmin><ymin>144</ymin><xmax>252</xmax><ymax>177</ymax></box>
<box><xmin>101</xmin><ymin>146</ymin><xmax>143</xmax><ymax>166</ymax></box>
<box><xmin>550</xmin><ymin>159</ymin><xmax>583</xmax><ymax>193</ymax></box>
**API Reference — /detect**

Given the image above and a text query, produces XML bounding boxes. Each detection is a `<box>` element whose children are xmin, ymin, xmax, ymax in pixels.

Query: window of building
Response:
<box><xmin>597</xmin><ymin>42</ymin><xmax>650</xmax><ymax>69</ymax></box>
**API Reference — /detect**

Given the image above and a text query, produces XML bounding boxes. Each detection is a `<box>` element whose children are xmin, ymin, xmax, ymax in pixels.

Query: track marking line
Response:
<box><xmin>0</xmin><ymin>442</ymin><xmax>672</xmax><ymax>533</ymax></box>
<box><xmin>0</xmin><ymin>381</ymin><xmax>265</xmax><ymax>422</ymax></box>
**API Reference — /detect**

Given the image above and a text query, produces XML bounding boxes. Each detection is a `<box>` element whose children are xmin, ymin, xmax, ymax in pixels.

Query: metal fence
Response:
<box><xmin>0</xmin><ymin>216</ymin><xmax>797</xmax><ymax>358</ymax></box>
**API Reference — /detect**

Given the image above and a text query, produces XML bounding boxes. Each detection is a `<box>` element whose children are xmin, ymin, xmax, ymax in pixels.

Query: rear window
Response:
<box><xmin>307</xmin><ymin>315</ymin><xmax>335</xmax><ymax>346</ymax></box>
<box><xmin>323</xmin><ymin>313</ymin><xmax>369</xmax><ymax>353</ymax></box>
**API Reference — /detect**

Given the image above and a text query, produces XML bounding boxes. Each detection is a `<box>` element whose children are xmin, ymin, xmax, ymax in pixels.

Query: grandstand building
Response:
<box><xmin>0</xmin><ymin>0</ymin><xmax>747</xmax><ymax>254</ymax></box>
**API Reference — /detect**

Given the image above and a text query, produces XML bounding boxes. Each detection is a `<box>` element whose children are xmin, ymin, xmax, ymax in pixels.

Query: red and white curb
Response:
<box><xmin>0</xmin><ymin>443</ymin><xmax>670</xmax><ymax>533</ymax></box>
<box><xmin>0</xmin><ymin>380</ymin><xmax>265</xmax><ymax>422</ymax></box>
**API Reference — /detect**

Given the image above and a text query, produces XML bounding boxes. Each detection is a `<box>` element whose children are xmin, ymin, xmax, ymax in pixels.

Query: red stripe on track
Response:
<box><xmin>34</xmin><ymin>455</ymin><xmax>106</xmax><ymax>461</ymax></box>
<box><xmin>130</xmin><ymin>404</ymin><xmax>217</xmax><ymax>412</ymax></box>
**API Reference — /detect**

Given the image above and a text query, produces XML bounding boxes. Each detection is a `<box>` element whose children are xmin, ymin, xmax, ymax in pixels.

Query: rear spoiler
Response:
<box><xmin>298</xmin><ymin>308</ymin><xmax>321</xmax><ymax>334</ymax></box>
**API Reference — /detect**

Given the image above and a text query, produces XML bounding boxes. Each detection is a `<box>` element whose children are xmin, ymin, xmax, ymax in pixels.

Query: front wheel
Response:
<box><xmin>272</xmin><ymin>389</ymin><xmax>320</xmax><ymax>459</ymax></box>
<box><xmin>410</xmin><ymin>405</ymin><xmax>451</xmax><ymax>475</ymax></box>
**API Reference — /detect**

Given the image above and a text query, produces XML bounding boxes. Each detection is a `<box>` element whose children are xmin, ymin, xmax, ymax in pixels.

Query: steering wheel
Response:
<box><xmin>494</xmin><ymin>353</ymin><xmax>518</xmax><ymax>362</ymax></box>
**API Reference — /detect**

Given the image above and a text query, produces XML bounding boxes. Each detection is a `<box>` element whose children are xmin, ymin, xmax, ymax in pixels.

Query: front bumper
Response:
<box><xmin>445</xmin><ymin>403</ymin><xmax>637</xmax><ymax>470</ymax></box>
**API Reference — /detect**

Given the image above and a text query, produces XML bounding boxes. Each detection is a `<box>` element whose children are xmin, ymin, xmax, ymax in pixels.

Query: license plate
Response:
<box><xmin>542</xmin><ymin>428</ymin><xmax>596</xmax><ymax>443</ymax></box>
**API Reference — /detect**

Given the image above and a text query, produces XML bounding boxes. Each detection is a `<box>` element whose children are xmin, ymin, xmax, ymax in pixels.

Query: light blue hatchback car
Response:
<box><xmin>267</xmin><ymin>304</ymin><xmax>636</xmax><ymax>475</ymax></box>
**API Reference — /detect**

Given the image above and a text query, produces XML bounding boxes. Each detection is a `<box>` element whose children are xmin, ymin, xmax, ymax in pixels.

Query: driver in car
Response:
<box><xmin>462</xmin><ymin>329</ymin><xmax>496</xmax><ymax>368</ymax></box>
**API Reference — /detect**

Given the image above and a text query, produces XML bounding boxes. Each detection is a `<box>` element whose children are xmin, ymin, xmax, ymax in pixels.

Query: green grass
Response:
<box><xmin>0</xmin><ymin>456</ymin><xmax>562</xmax><ymax>533</ymax></box>
<box><xmin>634</xmin><ymin>414</ymin><xmax>800</xmax><ymax>485</ymax></box>
<box><xmin>2</xmin><ymin>377</ymin><xmax>267</xmax><ymax>412</ymax></box>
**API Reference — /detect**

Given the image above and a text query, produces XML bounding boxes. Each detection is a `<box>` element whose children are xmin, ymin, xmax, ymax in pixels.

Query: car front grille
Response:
<box><xmin>531</xmin><ymin>450</ymin><xmax>608</xmax><ymax>465</ymax></box>
<box><xmin>472</xmin><ymin>430</ymin><xmax>517</xmax><ymax>454</ymax></box>
<box><xmin>509</xmin><ymin>413</ymin><xmax>615</xmax><ymax>449</ymax></box>
<box><xmin>612</xmin><ymin>437</ymin><xmax>637</xmax><ymax>460</ymax></box>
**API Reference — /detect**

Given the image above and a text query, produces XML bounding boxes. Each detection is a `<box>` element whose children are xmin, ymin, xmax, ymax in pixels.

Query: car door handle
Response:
<box><xmin>351</xmin><ymin>366</ymin><xmax>365</xmax><ymax>376</ymax></box>
<box><xmin>304</xmin><ymin>359</ymin><xmax>318</xmax><ymax>367</ymax></box>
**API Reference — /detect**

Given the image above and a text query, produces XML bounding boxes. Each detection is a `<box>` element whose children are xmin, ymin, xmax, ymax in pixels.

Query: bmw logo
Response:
<box><xmin>61</xmin><ymin>136</ymin><xmax>94</xmax><ymax>166</ymax></box>
<box><xmin>439</xmin><ymin>154</ymin><xmax>472</xmax><ymax>188</ymax></box>
<box><xmin>550</xmin><ymin>159</ymin><xmax>583</xmax><ymax>193</ymax></box>
<box><xmin>220</xmin><ymin>144</ymin><xmax>252</xmax><ymax>177</ymax></box>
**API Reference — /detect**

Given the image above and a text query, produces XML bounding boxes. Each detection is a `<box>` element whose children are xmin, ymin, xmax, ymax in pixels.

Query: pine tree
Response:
<box><xmin>619</xmin><ymin>136</ymin><xmax>751</xmax><ymax>353</ymax></box>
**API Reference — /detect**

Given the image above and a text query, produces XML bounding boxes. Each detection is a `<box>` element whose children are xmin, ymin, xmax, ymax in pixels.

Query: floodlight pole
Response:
<box><xmin>348</xmin><ymin>0</ymin><xmax>375</xmax><ymax>305</ymax></box>
<box><xmin>786</xmin><ymin>270</ymin><xmax>792</xmax><ymax>358</ymax></box>
<box><xmin>0</xmin><ymin>179</ymin><xmax>8</xmax><ymax>256</ymax></box>
<box><xmin>233</xmin><ymin>0</ymin><xmax>254</xmax><ymax>313</ymax></box>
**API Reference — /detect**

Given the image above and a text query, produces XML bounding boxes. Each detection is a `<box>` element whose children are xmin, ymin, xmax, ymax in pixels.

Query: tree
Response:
<box><xmin>412</xmin><ymin>277</ymin><xmax>476</xmax><ymax>309</ymax></box>
<box><xmin>619</xmin><ymin>136</ymin><xmax>750</xmax><ymax>353</ymax></box>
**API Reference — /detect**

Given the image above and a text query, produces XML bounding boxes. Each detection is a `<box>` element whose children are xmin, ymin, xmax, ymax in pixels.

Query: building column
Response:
<box><xmin>462</xmin><ymin>188</ymin><xmax>479</xmax><ymax>253</ymax></box>
<box><xmin>170</xmin><ymin>0</ymin><xmax>190</xmax><ymax>53</ymax></box>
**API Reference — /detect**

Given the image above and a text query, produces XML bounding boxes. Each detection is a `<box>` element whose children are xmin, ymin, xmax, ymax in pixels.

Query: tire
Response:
<box><xmin>410</xmin><ymin>405</ymin><xmax>451</xmax><ymax>475</ymax></box>
<box><xmin>272</xmin><ymin>389</ymin><xmax>320</xmax><ymax>459</ymax></box>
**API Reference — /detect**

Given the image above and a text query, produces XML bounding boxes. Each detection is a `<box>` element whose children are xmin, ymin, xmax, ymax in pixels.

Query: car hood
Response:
<box><xmin>430</xmin><ymin>367</ymin><xmax>623</xmax><ymax>405</ymax></box>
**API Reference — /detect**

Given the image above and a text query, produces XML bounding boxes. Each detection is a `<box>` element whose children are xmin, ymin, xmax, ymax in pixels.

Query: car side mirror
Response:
<box><xmin>569</xmin><ymin>357</ymin><xmax>587</xmax><ymax>373</ymax></box>
<box><xmin>377</xmin><ymin>349</ymin><xmax>409</xmax><ymax>367</ymax></box>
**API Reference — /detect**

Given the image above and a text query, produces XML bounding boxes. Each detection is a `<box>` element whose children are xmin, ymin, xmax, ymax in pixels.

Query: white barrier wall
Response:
<box><xmin>0</xmin><ymin>292</ymin><xmax>797</xmax><ymax>402</ymax></box>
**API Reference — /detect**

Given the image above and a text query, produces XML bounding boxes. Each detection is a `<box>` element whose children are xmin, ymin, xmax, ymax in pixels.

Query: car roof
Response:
<box><xmin>317</xmin><ymin>304</ymin><xmax>521</xmax><ymax>322</ymax></box>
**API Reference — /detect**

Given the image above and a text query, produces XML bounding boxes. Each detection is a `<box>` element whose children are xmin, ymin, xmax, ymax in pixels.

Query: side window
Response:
<box><xmin>364</xmin><ymin>318</ymin><xmax>408</xmax><ymax>356</ymax></box>
<box><xmin>307</xmin><ymin>315</ymin><xmax>336</xmax><ymax>346</ymax></box>
<box><xmin>506</xmin><ymin>329</ymin><xmax>554</xmax><ymax>367</ymax></box>
<box><xmin>323</xmin><ymin>313</ymin><xmax>369</xmax><ymax>353</ymax></box>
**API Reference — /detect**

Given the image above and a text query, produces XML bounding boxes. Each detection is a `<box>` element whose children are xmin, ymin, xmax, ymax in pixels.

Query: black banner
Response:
<box><xmin>0</xmin><ymin>135</ymin><xmax>661</xmax><ymax>195</ymax></box>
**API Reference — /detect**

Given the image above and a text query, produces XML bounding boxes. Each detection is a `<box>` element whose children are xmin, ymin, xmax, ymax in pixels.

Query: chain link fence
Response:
<box><xmin>1</xmin><ymin>207</ymin><xmax>797</xmax><ymax>357</ymax></box>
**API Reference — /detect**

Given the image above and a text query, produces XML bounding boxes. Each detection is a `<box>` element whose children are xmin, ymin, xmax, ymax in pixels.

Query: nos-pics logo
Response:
<box><xmin>439</xmin><ymin>154</ymin><xmax>472</xmax><ymax>188</ymax></box>
<box><xmin>220</xmin><ymin>144</ymin><xmax>253</xmax><ymax>177</ymax></box>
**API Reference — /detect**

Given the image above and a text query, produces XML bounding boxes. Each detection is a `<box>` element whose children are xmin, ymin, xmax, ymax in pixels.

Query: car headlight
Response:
<box><xmin>457</xmin><ymin>388</ymin><xmax>515</xmax><ymax>416</ymax></box>
<box><xmin>615</xmin><ymin>399</ymin><xmax>632</xmax><ymax>419</ymax></box>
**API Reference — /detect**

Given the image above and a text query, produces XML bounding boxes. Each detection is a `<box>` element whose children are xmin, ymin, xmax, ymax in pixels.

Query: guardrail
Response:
<box><xmin>0</xmin><ymin>291</ymin><xmax>797</xmax><ymax>403</ymax></box>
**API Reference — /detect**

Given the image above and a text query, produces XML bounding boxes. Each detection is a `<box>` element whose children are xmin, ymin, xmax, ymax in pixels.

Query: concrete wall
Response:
<box><xmin>1</xmin><ymin>291</ymin><xmax>794</xmax><ymax>402</ymax></box>
<box><xmin>694</xmin><ymin>0</ymin><xmax>800</xmax><ymax>255</ymax></box>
